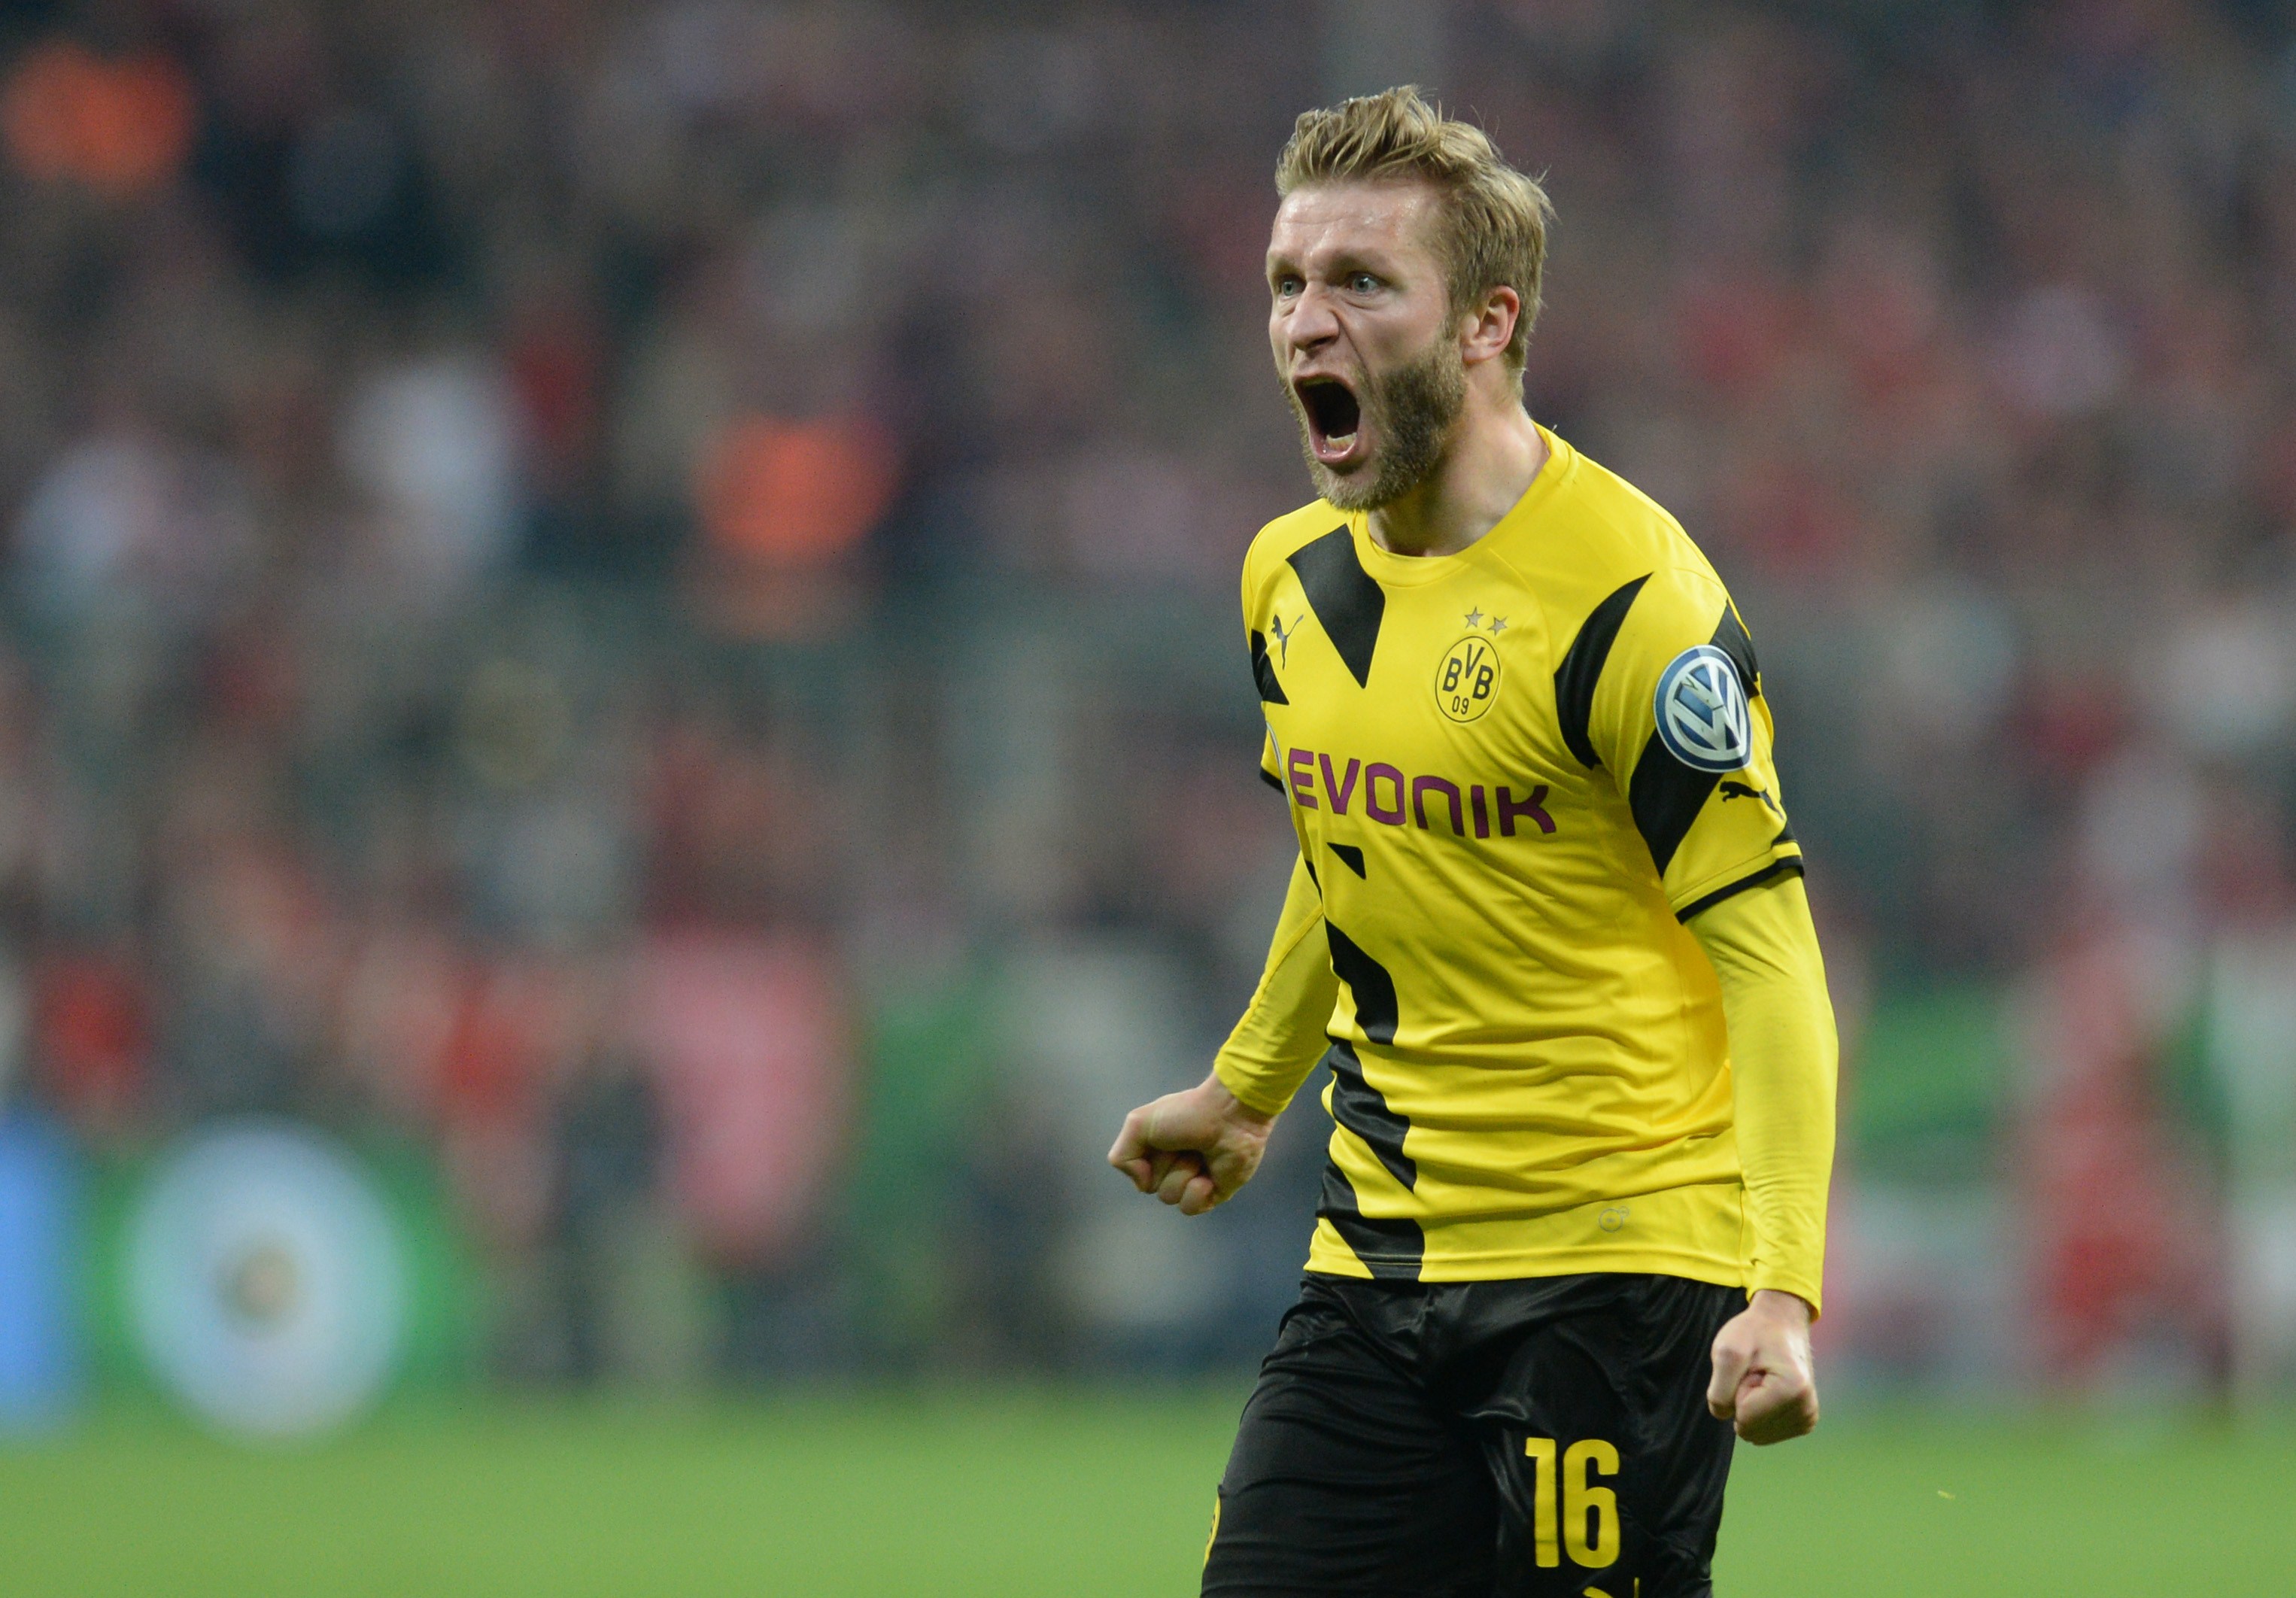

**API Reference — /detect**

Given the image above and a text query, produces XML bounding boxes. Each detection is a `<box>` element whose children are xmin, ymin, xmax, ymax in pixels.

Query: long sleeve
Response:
<box><xmin>1687</xmin><ymin>874</ymin><xmax>1838</xmax><ymax>1314</ymax></box>
<box><xmin>1213</xmin><ymin>854</ymin><xmax>1338</xmax><ymax>1117</ymax></box>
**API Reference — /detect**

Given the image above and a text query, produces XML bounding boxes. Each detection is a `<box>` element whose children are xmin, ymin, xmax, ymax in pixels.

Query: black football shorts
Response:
<box><xmin>1201</xmin><ymin>1271</ymin><xmax>1742</xmax><ymax>1598</ymax></box>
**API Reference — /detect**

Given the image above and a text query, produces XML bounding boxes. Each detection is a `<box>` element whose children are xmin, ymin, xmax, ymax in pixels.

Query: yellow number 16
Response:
<box><xmin>1522</xmin><ymin>1436</ymin><xmax>1620</xmax><ymax>1569</ymax></box>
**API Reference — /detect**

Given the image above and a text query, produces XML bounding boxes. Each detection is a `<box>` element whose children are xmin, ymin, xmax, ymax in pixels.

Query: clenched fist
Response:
<box><xmin>1108</xmin><ymin>1072</ymin><xmax>1276</xmax><ymax>1216</ymax></box>
<box><xmin>1707</xmin><ymin>1289</ymin><xmax>1819</xmax><ymax>1445</ymax></box>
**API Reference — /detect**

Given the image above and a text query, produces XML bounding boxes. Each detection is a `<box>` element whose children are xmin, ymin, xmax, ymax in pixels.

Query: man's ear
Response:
<box><xmin>1461</xmin><ymin>285</ymin><xmax>1521</xmax><ymax>368</ymax></box>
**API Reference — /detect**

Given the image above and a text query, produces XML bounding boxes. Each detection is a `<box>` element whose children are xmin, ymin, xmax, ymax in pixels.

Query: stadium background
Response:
<box><xmin>0</xmin><ymin>0</ymin><xmax>2292</xmax><ymax>1591</ymax></box>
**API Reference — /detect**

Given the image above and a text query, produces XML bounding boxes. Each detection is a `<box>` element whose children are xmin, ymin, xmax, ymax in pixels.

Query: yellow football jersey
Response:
<box><xmin>1221</xmin><ymin>425</ymin><xmax>1809</xmax><ymax>1290</ymax></box>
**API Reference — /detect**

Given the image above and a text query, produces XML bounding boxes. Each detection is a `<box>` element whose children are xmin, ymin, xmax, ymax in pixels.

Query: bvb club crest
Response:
<box><xmin>1435</xmin><ymin>633</ymin><xmax>1502</xmax><ymax>723</ymax></box>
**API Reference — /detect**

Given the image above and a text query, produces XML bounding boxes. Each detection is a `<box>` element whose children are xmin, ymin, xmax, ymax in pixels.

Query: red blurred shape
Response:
<box><xmin>631</xmin><ymin>931</ymin><xmax>851</xmax><ymax>1267</ymax></box>
<box><xmin>2023</xmin><ymin>925</ymin><xmax>2219</xmax><ymax>1381</ymax></box>
<box><xmin>2012</xmin><ymin>673</ymin><xmax>2127</xmax><ymax>782</ymax></box>
<box><xmin>1676</xmin><ymin>276</ymin><xmax>1799</xmax><ymax>396</ymax></box>
<box><xmin>2</xmin><ymin>42</ymin><xmax>195</xmax><ymax>196</ymax></box>
<box><xmin>507</xmin><ymin>303</ymin><xmax>603</xmax><ymax>491</ymax></box>
<box><xmin>1718</xmin><ymin>455</ymin><xmax>1856</xmax><ymax>576</ymax></box>
<box><xmin>34</xmin><ymin>950</ymin><xmax>150</xmax><ymax>1129</ymax></box>
<box><xmin>694</xmin><ymin>414</ymin><xmax>895</xmax><ymax>567</ymax></box>
<box><xmin>436</xmin><ymin>959</ymin><xmax>566</xmax><ymax>1127</ymax></box>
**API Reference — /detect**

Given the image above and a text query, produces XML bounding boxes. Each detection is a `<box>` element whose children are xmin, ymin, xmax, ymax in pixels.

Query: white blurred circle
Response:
<box><xmin>125</xmin><ymin>1122</ymin><xmax>407</xmax><ymax>1439</ymax></box>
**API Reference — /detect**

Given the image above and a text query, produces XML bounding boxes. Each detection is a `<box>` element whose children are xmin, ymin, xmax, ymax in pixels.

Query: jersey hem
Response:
<box><xmin>1303</xmin><ymin>1181</ymin><xmax>1754</xmax><ymax>1287</ymax></box>
<box><xmin>1304</xmin><ymin>1245</ymin><xmax>1750</xmax><ymax>1290</ymax></box>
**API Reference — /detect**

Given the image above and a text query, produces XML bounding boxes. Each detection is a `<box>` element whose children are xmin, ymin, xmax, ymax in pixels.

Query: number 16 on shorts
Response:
<box><xmin>1523</xmin><ymin>1436</ymin><xmax>1620</xmax><ymax>1570</ymax></box>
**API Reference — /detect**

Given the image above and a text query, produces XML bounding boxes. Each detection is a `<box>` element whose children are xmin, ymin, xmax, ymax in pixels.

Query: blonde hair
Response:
<box><xmin>1275</xmin><ymin>87</ymin><xmax>1554</xmax><ymax>372</ymax></box>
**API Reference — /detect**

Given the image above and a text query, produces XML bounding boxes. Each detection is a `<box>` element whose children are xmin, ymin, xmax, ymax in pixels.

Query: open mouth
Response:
<box><xmin>1295</xmin><ymin>377</ymin><xmax>1363</xmax><ymax>465</ymax></box>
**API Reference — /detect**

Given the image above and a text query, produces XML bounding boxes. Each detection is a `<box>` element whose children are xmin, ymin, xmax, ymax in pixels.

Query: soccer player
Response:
<box><xmin>1108</xmin><ymin>88</ymin><xmax>1837</xmax><ymax>1597</ymax></box>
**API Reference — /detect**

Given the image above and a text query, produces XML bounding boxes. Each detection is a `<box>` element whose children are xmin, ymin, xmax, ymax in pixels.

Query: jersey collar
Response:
<box><xmin>1345</xmin><ymin>423</ymin><xmax>1577</xmax><ymax>588</ymax></box>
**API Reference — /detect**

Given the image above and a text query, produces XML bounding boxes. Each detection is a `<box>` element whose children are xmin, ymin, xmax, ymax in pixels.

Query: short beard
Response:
<box><xmin>1289</xmin><ymin>336</ymin><xmax>1469</xmax><ymax>512</ymax></box>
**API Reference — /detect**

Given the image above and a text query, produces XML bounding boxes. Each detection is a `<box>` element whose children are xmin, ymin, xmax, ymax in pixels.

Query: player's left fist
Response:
<box><xmin>1705</xmin><ymin>1290</ymin><xmax>1818</xmax><ymax>1445</ymax></box>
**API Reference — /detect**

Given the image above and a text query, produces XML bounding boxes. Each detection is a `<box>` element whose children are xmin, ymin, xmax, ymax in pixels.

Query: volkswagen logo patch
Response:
<box><xmin>1654</xmin><ymin>646</ymin><xmax>1752</xmax><ymax>773</ymax></box>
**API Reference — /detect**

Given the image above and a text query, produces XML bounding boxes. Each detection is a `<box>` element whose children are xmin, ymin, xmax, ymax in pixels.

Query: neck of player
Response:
<box><xmin>1368</xmin><ymin>389</ymin><xmax>1549</xmax><ymax>561</ymax></box>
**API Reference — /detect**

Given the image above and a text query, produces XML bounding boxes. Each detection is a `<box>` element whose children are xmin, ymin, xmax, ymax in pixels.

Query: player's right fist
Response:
<box><xmin>1108</xmin><ymin>1072</ymin><xmax>1277</xmax><ymax>1216</ymax></box>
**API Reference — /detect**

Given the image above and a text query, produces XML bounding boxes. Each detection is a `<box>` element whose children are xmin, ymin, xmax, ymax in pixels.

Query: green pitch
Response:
<box><xmin>0</xmin><ymin>1393</ymin><xmax>2290</xmax><ymax>1595</ymax></box>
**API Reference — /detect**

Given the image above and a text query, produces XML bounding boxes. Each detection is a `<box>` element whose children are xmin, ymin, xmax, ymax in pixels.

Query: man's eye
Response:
<box><xmin>1275</xmin><ymin>276</ymin><xmax>1302</xmax><ymax>296</ymax></box>
<box><xmin>1348</xmin><ymin>273</ymin><xmax>1380</xmax><ymax>293</ymax></box>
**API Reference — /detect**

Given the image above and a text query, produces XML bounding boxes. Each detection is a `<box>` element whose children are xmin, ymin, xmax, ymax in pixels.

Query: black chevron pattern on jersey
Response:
<box><xmin>1248</xmin><ymin>630</ymin><xmax>1289</xmax><ymax>703</ymax></box>
<box><xmin>1628</xmin><ymin>731</ymin><xmax>1715</xmax><ymax>875</ymax></box>
<box><xmin>1628</xmin><ymin>606</ymin><xmax>1762</xmax><ymax>873</ymax></box>
<box><xmin>1316</xmin><ymin>1159</ymin><xmax>1423</xmax><ymax>1278</ymax></box>
<box><xmin>1287</xmin><ymin>525</ymin><xmax>1385</xmax><ymax>688</ymax></box>
<box><xmin>1326</xmin><ymin>1041</ymin><xmax>1415</xmax><ymax>1189</ymax></box>
<box><xmin>1317</xmin><ymin>922</ymin><xmax>1419</xmax><ymax>1275</ymax></box>
<box><xmin>1553</xmin><ymin>573</ymin><xmax>1651</xmax><ymax>767</ymax></box>
<box><xmin>1709</xmin><ymin>598</ymin><xmax>1761</xmax><ymax>694</ymax></box>
<box><xmin>1323</xmin><ymin>922</ymin><xmax>1398</xmax><ymax>1044</ymax></box>
<box><xmin>1328</xmin><ymin>842</ymin><xmax>1365</xmax><ymax>877</ymax></box>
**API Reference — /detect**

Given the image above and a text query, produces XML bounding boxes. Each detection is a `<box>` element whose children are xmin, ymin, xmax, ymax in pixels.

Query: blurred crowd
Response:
<box><xmin>1</xmin><ymin>0</ymin><xmax>2294</xmax><ymax>1391</ymax></box>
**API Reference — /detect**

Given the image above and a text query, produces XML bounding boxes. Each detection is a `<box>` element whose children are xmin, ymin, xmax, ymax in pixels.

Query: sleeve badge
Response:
<box><xmin>1654</xmin><ymin>645</ymin><xmax>1752</xmax><ymax>773</ymax></box>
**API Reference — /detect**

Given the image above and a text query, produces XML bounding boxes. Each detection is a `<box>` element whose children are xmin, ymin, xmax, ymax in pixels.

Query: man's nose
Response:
<box><xmin>1283</xmin><ymin>285</ymin><xmax>1342</xmax><ymax>351</ymax></box>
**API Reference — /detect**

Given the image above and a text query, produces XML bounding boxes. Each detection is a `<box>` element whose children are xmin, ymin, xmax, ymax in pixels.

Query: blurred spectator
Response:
<box><xmin>338</xmin><ymin>345</ymin><xmax>522</xmax><ymax>609</ymax></box>
<box><xmin>15</xmin><ymin>421</ymin><xmax>254</xmax><ymax>623</ymax></box>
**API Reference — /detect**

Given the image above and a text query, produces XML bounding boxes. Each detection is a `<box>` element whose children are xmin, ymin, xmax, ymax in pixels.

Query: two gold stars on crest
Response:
<box><xmin>1463</xmin><ymin>608</ymin><xmax>1508</xmax><ymax>634</ymax></box>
